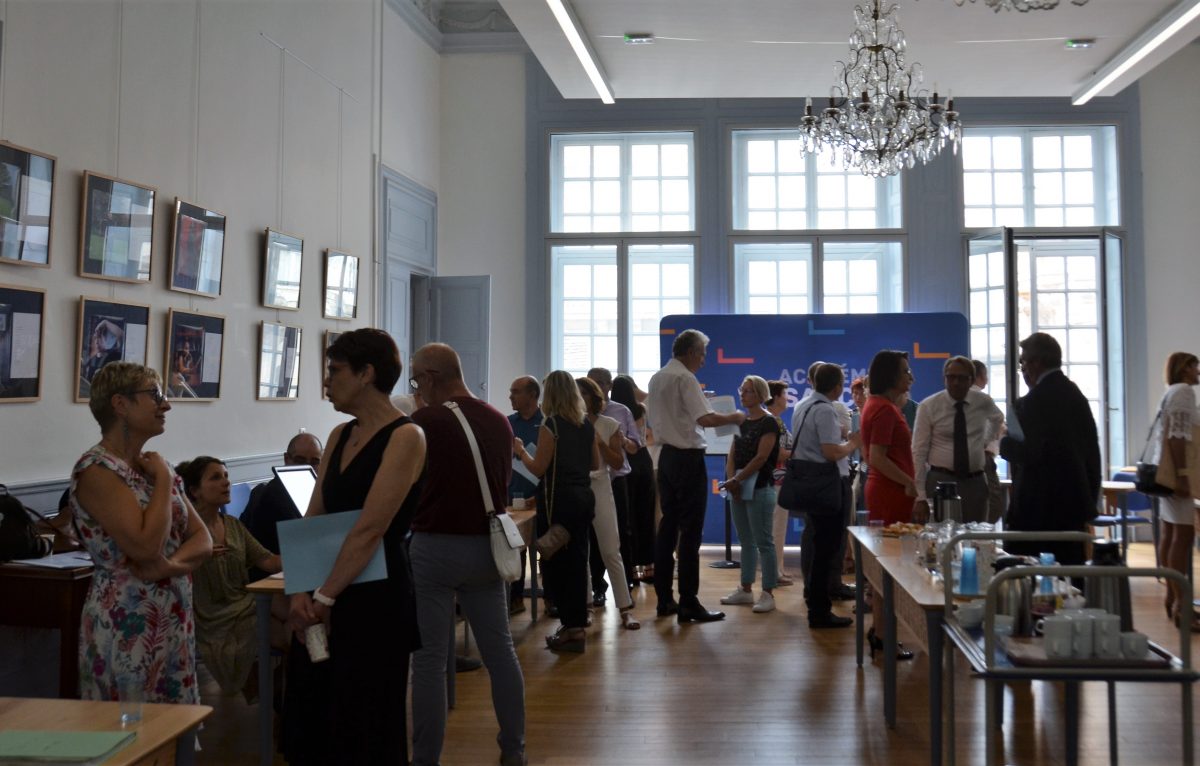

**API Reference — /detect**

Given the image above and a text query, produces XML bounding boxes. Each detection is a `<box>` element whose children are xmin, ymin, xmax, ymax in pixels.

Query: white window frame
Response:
<box><xmin>961</xmin><ymin>125</ymin><xmax>1119</xmax><ymax>230</ymax></box>
<box><xmin>731</xmin><ymin>129</ymin><xmax>903</xmax><ymax>232</ymax></box>
<box><xmin>550</xmin><ymin>131</ymin><xmax>696</xmax><ymax>234</ymax></box>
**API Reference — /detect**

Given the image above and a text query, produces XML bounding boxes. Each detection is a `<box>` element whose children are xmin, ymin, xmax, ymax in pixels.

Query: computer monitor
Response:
<box><xmin>272</xmin><ymin>465</ymin><xmax>317</xmax><ymax>515</ymax></box>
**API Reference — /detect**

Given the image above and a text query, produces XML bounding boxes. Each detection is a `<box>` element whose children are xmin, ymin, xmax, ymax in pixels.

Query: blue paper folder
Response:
<box><xmin>277</xmin><ymin>510</ymin><xmax>389</xmax><ymax>594</ymax></box>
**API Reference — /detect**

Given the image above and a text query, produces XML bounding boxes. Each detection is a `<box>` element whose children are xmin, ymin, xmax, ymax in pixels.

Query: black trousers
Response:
<box><xmin>655</xmin><ymin>445</ymin><xmax>708</xmax><ymax>607</ymax></box>
<box><xmin>541</xmin><ymin>510</ymin><xmax>592</xmax><ymax>629</ymax></box>
<box><xmin>803</xmin><ymin>477</ymin><xmax>850</xmax><ymax>620</ymax></box>
<box><xmin>627</xmin><ymin>447</ymin><xmax>658</xmax><ymax>566</ymax></box>
<box><xmin>800</xmin><ymin>475</ymin><xmax>851</xmax><ymax>595</ymax></box>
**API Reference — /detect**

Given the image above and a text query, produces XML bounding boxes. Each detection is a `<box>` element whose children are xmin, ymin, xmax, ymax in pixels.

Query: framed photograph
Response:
<box><xmin>0</xmin><ymin>283</ymin><xmax>45</xmax><ymax>402</ymax></box>
<box><xmin>75</xmin><ymin>297</ymin><xmax>150</xmax><ymax>402</ymax></box>
<box><xmin>258</xmin><ymin>321</ymin><xmax>302</xmax><ymax>400</ymax></box>
<box><xmin>321</xmin><ymin>330</ymin><xmax>342</xmax><ymax>400</ymax></box>
<box><xmin>263</xmin><ymin>229</ymin><xmax>303</xmax><ymax>310</ymax></box>
<box><xmin>164</xmin><ymin>308</ymin><xmax>224</xmax><ymax>401</ymax></box>
<box><xmin>323</xmin><ymin>250</ymin><xmax>359</xmax><ymax>319</ymax></box>
<box><xmin>79</xmin><ymin>171</ymin><xmax>156</xmax><ymax>283</ymax></box>
<box><xmin>169</xmin><ymin>199</ymin><xmax>226</xmax><ymax>297</ymax></box>
<box><xmin>0</xmin><ymin>142</ymin><xmax>56</xmax><ymax>268</ymax></box>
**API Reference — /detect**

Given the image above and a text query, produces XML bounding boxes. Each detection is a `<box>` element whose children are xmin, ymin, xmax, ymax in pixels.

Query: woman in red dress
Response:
<box><xmin>861</xmin><ymin>350</ymin><xmax>919</xmax><ymax>524</ymax></box>
<box><xmin>860</xmin><ymin>349</ymin><xmax>919</xmax><ymax>660</ymax></box>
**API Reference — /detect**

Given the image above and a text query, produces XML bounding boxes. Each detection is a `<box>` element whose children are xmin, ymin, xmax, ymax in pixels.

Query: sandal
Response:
<box><xmin>545</xmin><ymin>626</ymin><xmax>586</xmax><ymax>653</ymax></box>
<box><xmin>620</xmin><ymin>608</ymin><xmax>641</xmax><ymax>630</ymax></box>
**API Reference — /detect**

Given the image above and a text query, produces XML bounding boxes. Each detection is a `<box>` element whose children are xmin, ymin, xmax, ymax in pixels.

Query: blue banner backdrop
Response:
<box><xmin>656</xmin><ymin>313</ymin><xmax>970</xmax><ymax>544</ymax></box>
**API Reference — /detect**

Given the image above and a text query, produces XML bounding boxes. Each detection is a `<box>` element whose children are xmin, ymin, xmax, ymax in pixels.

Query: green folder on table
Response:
<box><xmin>0</xmin><ymin>729</ymin><xmax>136</xmax><ymax>764</ymax></box>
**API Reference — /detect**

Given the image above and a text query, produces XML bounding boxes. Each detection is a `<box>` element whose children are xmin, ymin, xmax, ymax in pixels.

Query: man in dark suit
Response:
<box><xmin>999</xmin><ymin>333</ymin><xmax>1101</xmax><ymax>565</ymax></box>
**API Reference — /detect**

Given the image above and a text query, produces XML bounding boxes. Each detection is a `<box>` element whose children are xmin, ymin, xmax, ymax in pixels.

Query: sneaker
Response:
<box><xmin>720</xmin><ymin>588</ymin><xmax>755</xmax><ymax>605</ymax></box>
<box><xmin>752</xmin><ymin>591</ymin><xmax>776</xmax><ymax>613</ymax></box>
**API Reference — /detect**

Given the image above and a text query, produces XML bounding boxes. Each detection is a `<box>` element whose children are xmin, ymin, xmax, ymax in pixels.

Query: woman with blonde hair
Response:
<box><xmin>1156</xmin><ymin>351</ymin><xmax>1200</xmax><ymax>631</ymax></box>
<box><xmin>766</xmin><ymin>380</ymin><xmax>795</xmax><ymax>586</ymax></box>
<box><xmin>70</xmin><ymin>362</ymin><xmax>212</xmax><ymax>762</ymax></box>
<box><xmin>720</xmin><ymin>375</ymin><xmax>781</xmax><ymax>613</ymax></box>
<box><xmin>515</xmin><ymin>370</ymin><xmax>600</xmax><ymax>651</ymax></box>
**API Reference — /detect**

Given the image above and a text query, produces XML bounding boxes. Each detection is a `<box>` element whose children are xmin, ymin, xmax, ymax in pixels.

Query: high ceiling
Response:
<box><xmin>495</xmin><ymin>0</ymin><xmax>1200</xmax><ymax>100</ymax></box>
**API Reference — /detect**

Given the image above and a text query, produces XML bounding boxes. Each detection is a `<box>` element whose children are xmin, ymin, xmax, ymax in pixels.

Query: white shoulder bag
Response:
<box><xmin>444</xmin><ymin>402</ymin><xmax>524</xmax><ymax>582</ymax></box>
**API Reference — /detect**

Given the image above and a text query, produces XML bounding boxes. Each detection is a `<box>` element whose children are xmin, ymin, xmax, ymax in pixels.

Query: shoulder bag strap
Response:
<box><xmin>1138</xmin><ymin>408</ymin><xmax>1165</xmax><ymax>462</ymax></box>
<box><xmin>444</xmin><ymin>402</ymin><xmax>496</xmax><ymax>516</ymax></box>
<box><xmin>795</xmin><ymin>399</ymin><xmax>833</xmax><ymax>443</ymax></box>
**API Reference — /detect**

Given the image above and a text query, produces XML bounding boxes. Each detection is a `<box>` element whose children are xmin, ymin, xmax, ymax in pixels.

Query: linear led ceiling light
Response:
<box><xmin>1072</xmin><ymin>0</ymin><xmax>1200</xmax><ymax>105</ymax></box>
<box><xmin>545</xmin><ymin>0</ymin><xmax>614</xmax><ymax>104</ymax></box>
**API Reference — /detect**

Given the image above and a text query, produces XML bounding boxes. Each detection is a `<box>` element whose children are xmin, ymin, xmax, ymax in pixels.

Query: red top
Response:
<box><xmin>410</xmin><ymin>397</ymin><xmax>514</xmax><ymax>535</ymax></box>
<box><xmin>861</xmin><ymin>394</ymin><xmax>915</xmax><ymax>524</ymax></box>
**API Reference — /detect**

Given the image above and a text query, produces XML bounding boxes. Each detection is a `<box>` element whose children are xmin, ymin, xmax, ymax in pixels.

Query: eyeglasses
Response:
<box><xmin>944</xmin><ymin>374</ymin><xmax>972</xmax><ymax>382</ymax></box>
<box><xmin>126</xmin><ymin>387</ymin><xmax>166</xmax><ymax>405</ymax></box>
<box><xmin>408</xmin><ymin>369</ymin><xmax>439</xmax><ymax>390</ymax></box>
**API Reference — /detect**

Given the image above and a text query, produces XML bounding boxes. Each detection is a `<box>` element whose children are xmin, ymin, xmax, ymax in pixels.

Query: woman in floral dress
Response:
<box><xmin>69</xmin><ymin>363</ymin><xmax>212</xmax><ymax>727</ymax></box>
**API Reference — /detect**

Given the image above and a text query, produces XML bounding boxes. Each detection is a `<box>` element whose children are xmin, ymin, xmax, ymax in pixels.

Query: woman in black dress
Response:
<box><xmin>514</xmin><ymin>370</ymin><xmax>598</xmax><ymax>652</ymax></box>
<box><xmin>284</xmin><ymin>328</ymin><xmax>426</xmax><ymax>764</ymax></box>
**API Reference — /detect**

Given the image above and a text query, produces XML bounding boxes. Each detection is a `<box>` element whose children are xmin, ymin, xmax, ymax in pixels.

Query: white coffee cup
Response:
<box><xmin>1120</xmin><ymin>631</ymin><xmax>1149</xmax><ymax>660</ymax></box>
<box><xmin>1040</xmin><ymin>615</ymin><xmax>1074</xmax><ymax>660</ymax></box>
<box><xmin>304</xmin><ymin>623</ymin><xmax>330</xmax><ymax>663</ymax></box>
<box><xmin>956</xmin><ymin>600</ymin><xmax>984</xmax><ymax>629</ymax></box>
<box><xmin>1093</xmin><ymin>614</ymin><xmax>1122</xmax><ymax>659</ymax></box>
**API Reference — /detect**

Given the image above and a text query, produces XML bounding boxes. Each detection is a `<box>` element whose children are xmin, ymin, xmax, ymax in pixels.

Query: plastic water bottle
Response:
<box><xmin>959</xmin><ymin>546</ymin><xmax>978</xmax><ymax>596</ymax></box>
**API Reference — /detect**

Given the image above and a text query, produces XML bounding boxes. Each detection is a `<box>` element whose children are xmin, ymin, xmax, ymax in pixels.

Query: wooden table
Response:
<box><xmin>850</xmin><ymin>526</ymin><xmax>949</xmax><ymax>766</ymax></box>
<box><xmin>0</xmin><ymin>696</ymin><xmax>211</xmax><ymax>766</ymax></box>
<box><xmin>0</xmin><ymin>562</ymin><xmax>93</xmax><ymax>697</ymax></box>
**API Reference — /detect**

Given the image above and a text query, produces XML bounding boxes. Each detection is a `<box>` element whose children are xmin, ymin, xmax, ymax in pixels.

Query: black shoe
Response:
<box><xmin>866</xmin><ymin>626</ymin><xmax>915</xmax><ymax>660</ymax></box>
<box><xmin>545</xmin><ymin>603</ymin><xmax>559</xmax><ymax>618</ymax></box>
<box><xmin>830</xmin><ymin>585</ymin><xmax>857</xmax><ymax>602</ymax></box>
<box><xmin>656</xmin><ymin>599</ymin><xmax>679</xmax><ymax>617</ymax></box>
<box><xmin>677</xmin><ymin>603</ymin><xmax>725</xmax><ymax>624</ymax></box>
<box><xmin>808</xmin><ymin>613</ymin><xmax>853</xmax><ymax>629</ymax></box>
<box><xmin>455</xmin><ymin>655</ymin><xmax>483</xmax><ymax>672</ymax></box>
<box><xmin>592</xmin><ymin>594</ymin><xmax>607</xmax><ymax>608</ymax></box>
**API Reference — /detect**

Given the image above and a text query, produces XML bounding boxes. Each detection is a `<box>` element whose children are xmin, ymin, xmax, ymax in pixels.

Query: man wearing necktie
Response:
<box><xmin>911</xmin><ymin>355</ymin><xmax>1005</xmax><ymax>523</ymax></box>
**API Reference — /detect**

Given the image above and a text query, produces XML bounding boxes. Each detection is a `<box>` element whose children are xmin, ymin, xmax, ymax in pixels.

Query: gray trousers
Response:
<box><xmin>410</xmin><ymin>532</ymin><xmax>526</xmax><ymax>765</ymax></box>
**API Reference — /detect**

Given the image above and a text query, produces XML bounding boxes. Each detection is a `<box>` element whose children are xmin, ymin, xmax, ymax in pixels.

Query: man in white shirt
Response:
<box><xmin>647</xmin><ymin>329</ymin><xmax>745</xmax><ymax>623</ymax></box>
<box><xmin>911</xmin><ymin>356</ymin><xmax>1004</xmax><ymax>523</ymax></box>
<box><xmin>972</xmin><ymin>359</ymin><xmax>1007</xmax><ymax>523</ymax></box>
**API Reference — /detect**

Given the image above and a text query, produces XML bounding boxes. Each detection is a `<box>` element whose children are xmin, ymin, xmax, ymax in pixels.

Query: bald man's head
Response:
<box><xmin>411</xmin><ymin>343</ymin><xmax>469</xmax><ymax>405</ymax></box>
<box><xmin>285</xmin><ymin>432</ymin><xmax>323</xmax><ymax>467</ymax></box>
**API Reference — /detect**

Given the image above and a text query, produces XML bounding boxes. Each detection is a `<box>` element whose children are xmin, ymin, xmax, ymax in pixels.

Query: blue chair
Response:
<box><xmin>224</xmin><ymin>480</ymin><xmax>267</xmax><ymax>519</ymax></box>
<box><xmin>1089</xmin><ymin>471</ymin><xmax>1158</xmax><ymax>564</ymax></box>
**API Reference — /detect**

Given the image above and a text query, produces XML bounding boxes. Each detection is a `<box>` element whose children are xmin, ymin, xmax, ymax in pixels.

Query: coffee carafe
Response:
<box><xmin>992</xmin><ymin>555</ymin><xmax>1035</xmax><ymax>636</ymax></box>
<box><xmin>933</xmin><ymin>481</ymin><xmax>962</xmax><ymax>523</ymax></box>
<box><xmin>1085</xmin><ymin>539</ymin><xmax>1133</xmax><ymax>631</ymax></box>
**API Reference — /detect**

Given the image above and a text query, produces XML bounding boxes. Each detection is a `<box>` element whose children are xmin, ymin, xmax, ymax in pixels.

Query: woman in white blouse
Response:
<box><xmin>577</xmin><ymin>377</ymin><xmax>640</xmax><ymax>629</ymax></box>
<box><xmin>1158</xmin><ymin>351</ymin><xmax>1199</xmax><ymax>630</ymax></box>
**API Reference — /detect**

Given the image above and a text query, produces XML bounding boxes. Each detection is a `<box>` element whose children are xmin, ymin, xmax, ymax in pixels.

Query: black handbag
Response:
<box><xmin>0</xmin><ymin>485</ymin><xmax>53</xmax><ymax>562</ymax></box>
<box><xmin>776</xmin><ymin>401</ymin><xmax>844</xmax><ymax>515</ymax></box>
<box><xmin>1135</xmin><ymin>410</ymin><xmax>1174</xmax><ymax>497</ymax></box>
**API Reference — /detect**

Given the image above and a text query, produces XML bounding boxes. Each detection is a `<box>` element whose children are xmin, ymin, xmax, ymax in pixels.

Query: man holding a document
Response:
<box><xmin>409</xmin><ymin>343</ymin><xmax>528</xmax><ymax>766</ymax></box>
<box><xmin>282</xmin><ymin>329</ymin><xmax>426</xmax><ymax>766</ymax></box>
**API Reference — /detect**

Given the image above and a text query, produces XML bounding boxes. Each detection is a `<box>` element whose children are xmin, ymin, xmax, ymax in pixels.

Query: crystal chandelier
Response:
<box><xmin>950</xmin><ymin>0</ymin><xmax>1089</xmax><ymax>12</ymax></box>
<box><xmin>799</xmin><ymin>0</ymin><xmax>961</xmax><ymax>177</ymax></box>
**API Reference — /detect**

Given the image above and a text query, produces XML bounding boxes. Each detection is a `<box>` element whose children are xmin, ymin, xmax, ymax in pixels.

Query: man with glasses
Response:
<box><xmin>911</xmin><ymin>356</ymin><xmax>1004</xmax><ymax>524</ymax></box>
<box><xmin>240</xmin><ymin>432</ymin><xmax>323</xmax><ymax>575</ymax></box>
<box><xmin>1000</xmin><ymin>332</ymin><xmax>1101</xmax><ymax>565</ymax></box>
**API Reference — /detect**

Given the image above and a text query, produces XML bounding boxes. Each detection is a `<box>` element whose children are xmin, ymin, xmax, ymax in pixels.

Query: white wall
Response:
<box><xmin>438</xmin><ymin>52</ymin><xmax>526</xmax><ymax>409</ymax></box>
<box><xmin>1139</xmin><ymin>42</ymin><xmax>1200</xmax><ymax>414</ymax></box>
<box><xmin>0</xmin><ymin>0</ymin><xmax>440</xmax><ymax>491</ymax></box>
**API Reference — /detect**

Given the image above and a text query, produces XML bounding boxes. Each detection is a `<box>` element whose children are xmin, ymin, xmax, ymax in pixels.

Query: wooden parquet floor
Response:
<box><xmin>198</xmin><ymin>542</ymin><xmax>1199</xmax><ymax>766</ymax></box>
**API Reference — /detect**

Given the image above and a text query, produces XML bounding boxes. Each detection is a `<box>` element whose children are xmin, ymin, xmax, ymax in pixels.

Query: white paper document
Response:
<box><xmin>512</xmin><ymin>442</ymin><xmax>540</xmax><ymax>487</ymax></box>
<box><xmin>10</xmin><ymin>550</ymin><xmax>92</xmax><ymax>569</ymax></box>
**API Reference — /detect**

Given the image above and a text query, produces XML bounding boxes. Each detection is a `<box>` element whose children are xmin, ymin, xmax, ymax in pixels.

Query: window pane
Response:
<box><xmin>848</xmin><ymin>295</ymin><xmax>878</xmax><ymax>313</ymax></box>
<box><xmin>662</xmin><ymin>180</ymin><xmax>689</xmax><ymax>213</ymax></box>
<box><xmin>1066</xmin><ymin>256</ymin><xmax>1096</xmax><ymax>291</ymax></box>
<box><xmin>594</xmin><ymin>300</ymin><xmax>618</xmax><ymax>333</ymax></box>
<box><xmin>992</xmin><ymin>137</ymin><xmax>1022</xmax><ymax>169</ymax></box>
<box><xmin>1037</xmin><ymin>291</ymin><xmax>1066</xmax><ymax>325</ymax></box>
<box><xmin>1068</xmin><ymin>328</ymin><xmax>1099</xmax><ymax>362</ymax></box>
<box><xmin>777</xmin><ymin>139</ymin><xmax>804</xmax><ymax>173</ymax></box>
<box><xmin>1034</xmin><ymin>207</ymin><xmax>1064</xmax><ymax>227</ymax></box>
<box><xmin>563</xmin><ymin>300</ymin><xmax>592</xmax><ymax>333</ymax></box>
<box><xmin>632</xmin><ymin>335</ymin><xmax>660</xmax><ymax>371</ymax></box>
<box><xmin>593</xmin><ymin>146</ymin><xmax>620</xmax><ymax>177</ymax></box>
<box><xmin>1064</xmin><ymin>207</ymin><xmax>1094</xmax><ymax>226</ymax></box>
<box><xmin>748</xmin><ymin>141</ymin><xmax>776</xmax><ymax>173</ymax></box>
<box><xmin>631</xmin><ymin>299</ymin><xmax>661</xmax><ymax>331</ymax></box>
<box><xmin>594</xmin><ymin>335</ymin><xmax>618</xmax><ymax>369</ymax></box>
<box><xmin>631</xmin><ymin>214</ymin><xmax>659</xmax><ymax>231</ymax></box>
<box><xmin>824</xmin><ymin>261</ymin><xmax>847</xmax><ymax>294</ymax></box>
<box><xmin>631</xmin><ymin>180</ymin><xmax>660</xmax><ymax>213</ymax></box>
<box><xmin>563</xmin><ymin>146</ymin><xmax>591</xmax><ymax>178</ymax></box>
<box><xmin>847</xmin><ymin>175</ymin><xmax>876</xmax><ymax>207</ymax></box>
<box><xmin>963</xmin><ymin>136</ymin><xmax>992</xmax><ymax>170</ymax></box>
<box><xmin>778</xmin><ymin>176</ymin><xmax>805</xmax><ymax>208</ymax></box>
<box><xmin>779</xmin><ymin>296</ymin><xmax>809</xmax><ymax>313</ymax></box>
<box><xmin>631</xmin><ymin>144</ymin><xmax>658</xmax><ymax>176</ymax></box>
<box><xmin>1032</xmin><ymin>136</ymin><xmax>1062</xmax><ymax>169</ymax></box>
<box><xmin>970</xmin><ymin>290</ymin><xmax>987</xmax><ymax>324</ymax></box>
<box><xmin>778</xmin><ymin>260</ymin><xmax>808</xmax><ymax>291</ymax></box>
<box><xmin>661</xmin><ymin>144</ymin><xmax>689</xmax><ymax>176</ymax></box>
<box><xmin>1034</xmin><ymin>172</ymin><xmax>1063</xmax><ymax>206</ymax></box>
<box><xmin>1072</xmin><ymin>364</ymin><xmax>1100</xmax><ymax>400</ymax></box>
<box><xmin>778</xmin><ymin>211</ymin><xmax>806</xmax><ymax>229</ymax></box>
<box><xmin>825</xmin><ymin>296</ymin><xmax>848</xmax><ymax>313</ymax></box>
<box><xmin>563</xmin><ymin>264</ymin><xmax>592</xmax><ymax>297</ymax></box>
<box><xmin>968</xmin><ymin>254</ymin><xmax>987</xmax><ymax>288</ymax></box>
<box><xmin>630</xmin><ymin>263</ymin><xmax>660</xmax><ymax>297</ymax></box>
<box><xmin>964</xmin><ymin>208</ymin><xmax>993</xmax><ymax>228</ymax></box>
<box><xmin>563</xmin><ymin>336</ymin><xmax>591</xmax><ymax>369</ymax></box>
<box><xmin>994</xmin><ymin>172</ymin><xmax>1023</xmax><ymax>206</ymax></box>
<box><xmin>1037</xmin><ymin>256</ymin><xmax>1065</xmax><ymax>290</ymax></box>
<box><xmin>662</xmin><ymin>298</ymin><xmax>691</xmax><ymax>316</ymax></box>
<box><xmin>1064</xmin><ymin>171</ymin><xmax>1094</xmax><ymax>205</ymax></box>
<box><xmin>748</xmin><ymin>296</ymin><xmax>777</xmax><ymax>314</ymax></box>
<box><xmin>847</xmin><ymin>210</ymin><xmax>876</xmax><ymax>228</ymax></box>
<box><xmin>594</xmin><ymin>215</ymin><xmax>621</xmax><ymax>231</ymax></box>
<box><xmin>748</xmin><ymin>176</ymin><xmax>777</xmax><ymax>209</ymax></box>
<box><xmin>748</xmin><ymin>261</ymin><xmax>777</xmax><ymax>293</ymax></box>
<box><xmin>847</xmin><ymin>259</ymin><xmax>878</xmax><ymax>290</ymax></box>
<box><xmin>563</xmin><ymin>216</ymin><xmax>590</xmax><ymax>233</ymax></box>
<box><xmin>661</xmin><ymin>263</ymin><xmax>691</xmax><ymax>297</ymax></box>
<box><xmin>563</xmin><ymin>181</ymin><xmax>591</xmax><ymax>214</ymax></box>
<box><xmin>594</xmin><ymin>180</ymin><xmax>620</xmax><ymax>214</ymax></box>
<box><xmin>594</xmin><ymin>264</ymin><xmax>617</xmax><ymax>298</ymax></box>
<box><xmin>995</xmin><ymin>208</ymin><xmax>1025</xmax><ymax>227</ymax></box>
<box><xmin>1068</xmin><ymin>291</ymin><xmax>1097</xmax><ymax>326</ymax></box>
<box><xmin>747</xmin><ymin>211</ymin><xmax>776</xmax><ymax>229</ymax></box>
<box><xmin>817</xmin><ymin>175</ymin><xmax>846</xmax><ymax>207</ymax></box>
<box><xmin>1062</xmin><ymin>135</ymin><xmax>1092</xmax><ymax>168</ymax></box>
<box><xmin>817</xmin><ymin>210</ymin><xmax>845</xmax><ymax>228</ymax></box>
<box><xmin>662</xmin><ymin>214</ymin><xmax>691</xmax><ymax>230</ymax></box>
<box><xmin>989</xmin><ymin>288</ymin><xmax>1005</xmax><ymax>325</ymax></box>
